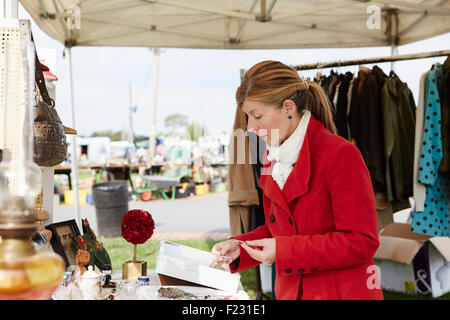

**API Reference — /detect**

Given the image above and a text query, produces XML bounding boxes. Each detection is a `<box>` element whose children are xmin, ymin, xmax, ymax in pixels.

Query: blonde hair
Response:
<box><xmin>236</xmin><ymin>60</ymin><xmax>337</xmax><ymax>134</ymax></box>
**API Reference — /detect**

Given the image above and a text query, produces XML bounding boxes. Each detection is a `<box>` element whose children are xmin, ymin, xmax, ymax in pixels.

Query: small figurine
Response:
<box><xmin>73</xmin><ymin>235</ymin><xmax>95</xmax><ymax>267</ymax></box>
<box><xmin>81</xmin><ymin>219</ymin><xmax>112</xmax><ymax>271</ymax></box>
<box><xmin>71</xmin><ymin>219</ymin><xmax>112</xmax><ymax>272</ymax></box>
<box><xmin>101</xmin><ymin>264</ymin><xmax>115</xmax><ymax>289</ymax></box>
<box><xmin>75</xmin><ymin>249</ymin><xmax>91</xmax><ymax>275</ymax></box>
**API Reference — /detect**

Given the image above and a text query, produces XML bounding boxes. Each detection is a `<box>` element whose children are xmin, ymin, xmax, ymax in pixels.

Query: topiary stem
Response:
<box><xmin>133</xmin><ymin>244</ymin><xmax>137</xmax><ymax>262</ymax></box>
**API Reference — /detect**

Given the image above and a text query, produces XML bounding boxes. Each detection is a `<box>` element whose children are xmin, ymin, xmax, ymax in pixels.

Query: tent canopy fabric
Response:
<box><xmin>20</xmin><ymin>0</ymin><xmax>450</xmax><ymax>49</ymax></box>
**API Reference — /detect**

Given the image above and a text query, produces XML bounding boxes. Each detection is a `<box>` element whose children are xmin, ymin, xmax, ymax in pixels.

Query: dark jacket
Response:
<box><xmin>349</xmin><ymin>67</ymin><xmax>371</xmax><ymax>145</ymax></box>
<box><xmin>381</xmin><ymin>72</ymin><xmax>416</xmax><ymax>202</ymax></box>
<box><xmin>348</xmin><ymin>67</ymin><xmax>386</xmax><ymax>194</ymax></box>
<box><xmin>335</xmin><ymin>72</ymin><xmax>353</xmax><ymax>140</ymax></box>
<box><xmin>359</xmin><ymin>67</ymin><xmax>387</xmax><ymax>194</ymax></box>
<box><xmin>440</xmin><ymin>56</ymin><xmax>450</xmax><ymax>174</ymax></box>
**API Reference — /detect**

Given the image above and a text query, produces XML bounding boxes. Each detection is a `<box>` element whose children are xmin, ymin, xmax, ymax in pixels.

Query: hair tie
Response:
<box><xmin>303</xmin><ymin>79</ymin><xmax>309</xmax><ymax>90</ymax></box>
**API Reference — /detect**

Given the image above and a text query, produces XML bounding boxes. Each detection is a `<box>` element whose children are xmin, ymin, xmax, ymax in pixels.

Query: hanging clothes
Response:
<box><xmin>360</xmin><ymin>66</ymin><xmax>386</xmax><ymax>195</ymax></box>
<box><xmin>439</xmin><ymin>56</ymin><xmax>450</xmax><ymax>174</ymax></box>
<box><xmin>411</xmin><ymin>63</ymin><xmax>450</xmax><ymax>236</ymax></box>
<box><xmin>248</xmin><ymin>132</ymin><xmax>267</xmax><ymax>232</ymax></box>
<box><xmin>346</xmin><ymin>74</ymin><xmax>355</xmax><ymax>140</ymax></box>
<box><xmin>331</xmin><ymin>73</ymin><xmax>344</xmax><ymax>104</ymax></box>
<box><xmin>298</xmin><ymin>56</ymin><xmax>449</xmax><ymax>235</ymax></box>
<box><xmin>324</xmin><ymin>70</ymin><xmax>338</xmax><ymax>98</ymax></box>
<box><xmin>413</xmin><ymin>70</ymin><xmax>431</xmax><ymax>212</ymax></box>
<box><xmin>348</xmin><ymin>67</ymin><xmax>370</xmax><ymax>147</ymax></box>
<box><xmin>348</xmin><ymin>66</ymin><xmax>386</xmax><ymax>196</ymax></box>
<box><xmin>228</xmin><ymin>107</ymin><xmax>260</xmax><ymax>236</ymax></box>
<box><xmin>380</xmin><ymin>71</ymin><xmax>416</xmax><ymax>206</ymax></box>
<box><xmin>315</xmin><ymin>65</ymin><xmax>417</xmax><ymax>222</ymax></box>
<box><xmin>335</xmin><ymin>72</ymin><xmax>353</xmax><ymax>140</ymax></box>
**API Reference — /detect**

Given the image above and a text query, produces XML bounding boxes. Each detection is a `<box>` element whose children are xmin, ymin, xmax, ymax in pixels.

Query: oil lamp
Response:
<box><xmin>0</xmin><ymin>24</ymin><xmax>65</xmax><ymax>300</ymax></box>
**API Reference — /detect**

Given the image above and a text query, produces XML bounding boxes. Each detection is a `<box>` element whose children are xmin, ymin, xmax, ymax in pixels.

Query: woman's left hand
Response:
<box><xmin>240</xmin><ymin>238</ymin><xmax>276</xmax><ymax>265</ymax></box>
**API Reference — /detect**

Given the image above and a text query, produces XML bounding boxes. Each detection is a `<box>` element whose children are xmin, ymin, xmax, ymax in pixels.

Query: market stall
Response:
<box><xmin>16</xmin><ymin>0</ymin><xmax>450</xmax><ymax>229</ymax></box>
<box><xmin>1</xmin><ymin>0</ymin><xmax>450</xmax><ymax>301</ymax></box>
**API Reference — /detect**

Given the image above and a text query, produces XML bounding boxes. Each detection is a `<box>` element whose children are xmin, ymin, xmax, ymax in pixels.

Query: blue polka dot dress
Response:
<box><xmin>412</xmin><ymin>63</ymin><xmax>450</xmax><ymax>236</ymax></box>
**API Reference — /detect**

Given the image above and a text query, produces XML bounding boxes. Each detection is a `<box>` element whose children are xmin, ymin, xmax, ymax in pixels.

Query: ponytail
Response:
<box><xmin>289</xmin><ymin>80</ymin><xmax>337</xmax><ymax>134</ymax></box>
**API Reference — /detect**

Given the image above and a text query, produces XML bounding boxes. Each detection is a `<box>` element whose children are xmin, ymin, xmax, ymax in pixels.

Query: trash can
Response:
<box><xmin>92</xmin><ymin>181</ymin><xmax>129</xmax><ymax>238</ymax></box>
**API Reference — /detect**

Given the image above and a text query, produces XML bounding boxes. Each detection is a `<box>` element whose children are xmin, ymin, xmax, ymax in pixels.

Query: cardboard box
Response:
<box><xmin>374</xmin><ymin>223</ymin><xmax>450</xmax><ymax>297</ymax></box>
<box><xmin>156</xmin><ymin>240</ymin><xmax>241</xmax><ymax>293</ymax></box>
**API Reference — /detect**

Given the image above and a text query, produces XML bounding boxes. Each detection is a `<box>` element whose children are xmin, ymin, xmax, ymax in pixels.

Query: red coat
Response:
<box><xmin>230</xmin><ymin>115</ymin><xmax>384</xmax><ymax>300</ymax></box>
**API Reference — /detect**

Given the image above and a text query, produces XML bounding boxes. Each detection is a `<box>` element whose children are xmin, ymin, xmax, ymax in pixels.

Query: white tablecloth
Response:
<box><xmin>102</xmin><ymin>269</ymin><xmax>250</xmax><ymax>300</ymax></box>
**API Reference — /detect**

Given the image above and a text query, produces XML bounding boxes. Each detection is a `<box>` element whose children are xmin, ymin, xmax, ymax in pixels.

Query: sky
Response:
<box><xmin>18</xmin><ymin>3</ymin><xmax>450</xmax><ymax>138</ymax></box>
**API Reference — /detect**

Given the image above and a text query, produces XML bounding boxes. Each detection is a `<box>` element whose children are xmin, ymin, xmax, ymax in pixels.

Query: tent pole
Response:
<box><xmin>388</xmin><ymin>9</ymin><xmax>399</xmax><ymax>72</ymax></box>
<box><xmin>391</xmin><ymin>44</ymin><xmax>398</xmax><ymax>72</ymax></box>
<box><xmin>1</xmin><ymin>0</ymin><xmax>18</xmax><ymax>18</ymax></box>
<box><xmin>128</xmin><ymin>82</ymin><xmax>134</xmax><ymax>144</ymax></box>
<box><xmin>149</xmin><ymin>47</ymin><xmax>160</xmax><ymax>158</ymax></box>
<box><xmin>64</xmin><ymin>46</ymin><xmax>81</xmax><ymax>232</ymax></box>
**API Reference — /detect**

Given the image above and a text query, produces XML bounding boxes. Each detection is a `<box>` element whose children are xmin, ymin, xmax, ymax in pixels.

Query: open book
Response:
<box><xmin>156</xmin><ymin>240</ymin><xmax>241</xmax><ymax>293</ymax></box>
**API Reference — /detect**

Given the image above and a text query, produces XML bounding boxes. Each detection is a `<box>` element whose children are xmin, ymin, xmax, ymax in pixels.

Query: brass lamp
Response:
<box><xmin>0</xmin><ymin>25</ymin><xmax>64</xmax><ymax>300</ymax></box>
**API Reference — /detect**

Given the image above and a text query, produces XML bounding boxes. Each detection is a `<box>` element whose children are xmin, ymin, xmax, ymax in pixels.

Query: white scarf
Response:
<box><xmin>266</xmin><ymin>110</ymin><xmax>311</xmax><ymax>190</ymax></box>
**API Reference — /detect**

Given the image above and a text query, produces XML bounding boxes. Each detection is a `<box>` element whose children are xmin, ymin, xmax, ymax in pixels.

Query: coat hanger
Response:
<box><xmin>315</xmin><ymin>71</ymin><xmax>323</xmax><ymax>82</ymax></box>
<box><xmin>359</xmin><ymin>64</ymin><xmax>371</xmax><ymax>73</ymax></box>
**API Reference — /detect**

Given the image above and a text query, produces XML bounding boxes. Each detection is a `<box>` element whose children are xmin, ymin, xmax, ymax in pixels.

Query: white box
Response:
<box><xmin>374</xmin><ymin>223</ymin><xmax>450</xmax><ymax>298</ymax></box>
<box><xmin>260</xmin><ymin>264</ymin><xmax>273</xmax><ymax>294</ymax></box>
<box><xmin>156</xmin><ymin>240</ymin><xmax>241</xmax><ymax>293</ymax></box>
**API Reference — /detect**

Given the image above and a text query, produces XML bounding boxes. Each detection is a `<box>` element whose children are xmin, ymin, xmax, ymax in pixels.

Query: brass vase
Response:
<box><xmin>122</xmin><ymin>244</ymin><xmax>147</xmax><ymax>280</ymax></box>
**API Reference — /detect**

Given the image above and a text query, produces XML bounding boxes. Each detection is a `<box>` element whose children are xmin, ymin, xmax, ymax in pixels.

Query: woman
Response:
<box><xmin>212</xmin><ymin>61</ymin><xmax>383</xmax><ymax>300</ymax></box>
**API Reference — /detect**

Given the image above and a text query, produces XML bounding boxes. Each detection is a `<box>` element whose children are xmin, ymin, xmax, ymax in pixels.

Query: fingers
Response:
<box><xmin>240</xmin><ymin>238</ymin><xmax>276</xmax><ymax>265</ymax></box>
<box><xmin>211</xmin><ymin>240</ymin><xmax>238</xmax><ymax>264</ymax></box>
<box><xmin>244</xmin><ymin>239</ymin><xmax>267</xmax><ymax>247</ymax></box>
<box><xmin>214</xmin><ymin>255</ymin><xmax>232</xmax><ymax>265</ymax></box>
<box><xmin>211</xmin><ymin>244</ymin><xmax>222</xmax><ymax>256</ymax></box>
<box><xmin>241</xmin><ymin>243</ymin><xmax>265</xmax><ymax>263</ymax></box>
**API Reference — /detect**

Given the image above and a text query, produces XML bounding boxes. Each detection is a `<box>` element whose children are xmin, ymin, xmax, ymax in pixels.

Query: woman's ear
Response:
<box><xmin>282</xmin><ymin>99</ymin><xmax>296</xmax><ymax>117</ymax></box>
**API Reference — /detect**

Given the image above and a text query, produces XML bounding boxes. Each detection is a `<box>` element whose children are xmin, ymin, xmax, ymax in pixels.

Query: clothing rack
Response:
<box><xmin>293</xmin><ymin>49</ymin><xmax>450</xmax><ymax>71</ymax></box>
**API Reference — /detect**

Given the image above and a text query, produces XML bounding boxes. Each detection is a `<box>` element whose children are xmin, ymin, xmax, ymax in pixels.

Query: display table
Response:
<box><xmin>54</xmin><ymin>269</ymin><xmax>250</xmax><ymax>300</ymax></box>
<box><xmin>105</xmin><ymin>270</ymin><xmax>250</xmax><ymax>300</ymax></box>
<box><xmin>141</xmin><ymin>175</ymin><xmax>181</xmax><ymax>200</ymax></box>
<box><xmin>55</xmin><ymin>163</ymin><xmax>147</xmax><ymax>192</ymax></box>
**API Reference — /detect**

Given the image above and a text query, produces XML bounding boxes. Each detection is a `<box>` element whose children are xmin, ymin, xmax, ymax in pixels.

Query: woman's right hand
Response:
<box><xmin>211</xmin><ymin>239</ymin><xmax>240</xmax><ymax>265</ymax></box>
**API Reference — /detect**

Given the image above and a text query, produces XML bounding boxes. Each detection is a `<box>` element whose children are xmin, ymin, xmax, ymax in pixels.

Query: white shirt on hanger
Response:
<box><xmin>413</xmin><ymin>70</ymin><xmax>430</xmax><ymax>212</ymax></box>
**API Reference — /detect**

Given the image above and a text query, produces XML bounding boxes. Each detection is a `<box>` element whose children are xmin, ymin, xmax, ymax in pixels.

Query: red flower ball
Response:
<box><xmin>121</xmin><ymin>209</ymin><xmax>155</xmax><ymax>245</ymax></box>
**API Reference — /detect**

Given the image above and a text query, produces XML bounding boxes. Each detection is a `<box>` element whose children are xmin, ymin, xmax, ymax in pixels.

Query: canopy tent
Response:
<box><xmin>9</xmin><ymin>0</ymin><xmax>450</xmax><ymax>230</ymax></box>
<box><xmin>17</xmin><ymin>0</ymin><xmax>450</xmax><ymax>49</ymax></box>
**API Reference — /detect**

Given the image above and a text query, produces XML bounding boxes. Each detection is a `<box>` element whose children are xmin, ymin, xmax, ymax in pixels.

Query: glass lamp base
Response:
<box><xmin>0</xmin><ymin>250</ymin><xmax>65</xmax><ymax>300</ymax></box>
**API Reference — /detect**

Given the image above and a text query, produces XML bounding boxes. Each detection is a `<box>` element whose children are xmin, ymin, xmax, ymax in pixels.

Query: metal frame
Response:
<box><xmin>46</xmin><ymin>219</ymin><xmax>81</xmax><ymax>268</ymax></box>
<box><xmin>25</xmin><ymin>0</ymin><xmax>450</xmax><ymax>48</ymax></box>
<box><xmin>292</xmin><ymin>49</ymin><xmax>450</xmax><ymax>71</ymax></box>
